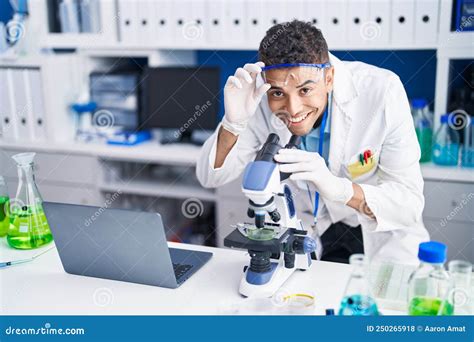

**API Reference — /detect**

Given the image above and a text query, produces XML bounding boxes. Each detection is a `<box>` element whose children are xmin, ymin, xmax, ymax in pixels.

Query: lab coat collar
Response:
<box><xmin>328</xmin><ymin>52</ymin><xmax>358</xmax><ymax>107</ymax></box>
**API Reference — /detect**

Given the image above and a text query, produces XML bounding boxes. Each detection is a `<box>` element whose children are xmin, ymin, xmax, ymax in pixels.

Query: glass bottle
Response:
<box><xmin>338</xmin><ymin>254</ymin><xmax>379</xmax><ymax>316</ymax></box>
<box><xmin>408</xmin><ymin>241</ymin><xmax>453</xmax><ymax>315</ymax></box>
<box><xmin>443</xmin><ymin>260</ymin><xmax>472</xmax><ymax>315</ymax></box>
<box><xmin>411</xmin><ymin>98</ymin><xmax>432</xmax><ymax>163</ymax></box>
<box><xmin>461</xmin><ymin>118</ymin><xmax>474</xmax><ymax>168</ymax></box>
<box><xmin>0</xmin><ymin>176</ymin><xmax>10</xmax><ymax>237</ymax></box>
<box><xmin>7</xmin><ymin>153</ymin><xmax>53</xmax><ymax>249</ymax></box>
<box><xmin>432</xmin><ymin>114</ymin><xmax>460</xmax><ymax>166</ymax></box>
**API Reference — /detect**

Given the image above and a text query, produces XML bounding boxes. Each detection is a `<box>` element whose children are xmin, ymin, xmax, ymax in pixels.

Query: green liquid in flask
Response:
<box><xmin>7</xmin><ymin>206</ymin><xmax>53</xmax><ymax>249</ymax></box>
<box><xmin>408</xmin><ymin>296</ymin><xmax>454</xmax><ymax>316</ymax></box>
<box><xmin>0</xmin><ymin>196</ymin><xmax>10</xmax><ymax>237</ymax></box>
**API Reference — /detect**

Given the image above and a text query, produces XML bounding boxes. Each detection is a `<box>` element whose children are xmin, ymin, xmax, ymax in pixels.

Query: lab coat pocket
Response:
<box><xmin>345</xmin><ymin>148</ymin><xmax>378</xmax><ymax>182</ymax></box>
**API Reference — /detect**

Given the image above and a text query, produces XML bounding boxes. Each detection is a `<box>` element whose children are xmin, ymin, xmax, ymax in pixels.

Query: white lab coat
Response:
<box><xmin>196</xmin><ymin>53</ymin><xmax>429</xmax><ymax>264</ymax></box>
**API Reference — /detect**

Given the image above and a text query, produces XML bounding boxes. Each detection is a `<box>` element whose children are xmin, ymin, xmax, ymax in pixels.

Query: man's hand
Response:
<box><xmin>274</xmin><ymin>149</ymin><xmax>354</xmax><ymax>204</ymax></box>
<box><xmin>222</xmin><ymin>62</ymin><xmax>271</xmax><ymax>136</ymax></box>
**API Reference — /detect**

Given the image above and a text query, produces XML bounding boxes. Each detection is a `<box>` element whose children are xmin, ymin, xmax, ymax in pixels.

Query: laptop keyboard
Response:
<box><xmin>173</xmin><ymin>263</ymin><xmax>193</xmax><ymax>280</ymax></box>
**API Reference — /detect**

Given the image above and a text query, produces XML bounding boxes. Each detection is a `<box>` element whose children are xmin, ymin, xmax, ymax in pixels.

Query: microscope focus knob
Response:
<box><xmin>247</xmin><ymin>208</ymin><xmax>255</xmax><ymax>218</ymax></box>
<box><xmin>269</xmin><ymin>209</ymin><xmax>281</xmax><ymax>222</ymax></box>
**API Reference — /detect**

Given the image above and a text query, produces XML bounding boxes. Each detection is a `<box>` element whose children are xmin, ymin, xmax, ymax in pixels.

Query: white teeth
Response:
<box><xmin>289</xmin><ymin>112</ymin><xmax>310</xmax><ymax>123</ymax></box>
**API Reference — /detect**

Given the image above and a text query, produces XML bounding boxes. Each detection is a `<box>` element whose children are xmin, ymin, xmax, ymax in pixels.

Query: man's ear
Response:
<box><xmin>325</xmin><ymin>66</ymin><xmax>334</xmax><ymax>92</ymax></box>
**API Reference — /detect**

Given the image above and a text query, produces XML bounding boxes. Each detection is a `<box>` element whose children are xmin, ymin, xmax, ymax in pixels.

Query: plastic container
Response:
<box><xmin>408</xmin><ymin>241</ymin><xmax>453</xmax><ymax>316</ymax></box>
<box><xmin>461</xmin><ymin>117</ymin><xmax>474</xmax><ymax>167</ymax></box>
<box><xmin>411</xmin><ymin>98</ymin><xmax>433</xmax><ymax>163</ymax></box>
<box><xmin>432</xmin><ymin>114</ymin><xmax>460</xmax><ymax>166</ymax></box>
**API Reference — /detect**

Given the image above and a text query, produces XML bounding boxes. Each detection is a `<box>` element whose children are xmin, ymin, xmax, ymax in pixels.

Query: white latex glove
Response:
<box><xmin>274</xmin><ymin>149</ymin><xmax>354</xmax><ymax>204</ymax></box>
<box><xmin>222</xmin><ymin>62</ymin><xmax>271</xmax><ymax>135</ymax></box>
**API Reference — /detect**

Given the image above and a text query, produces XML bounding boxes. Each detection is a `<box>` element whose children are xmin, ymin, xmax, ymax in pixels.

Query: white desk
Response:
<box><xmin>0</xmin><ymin>240</ymin><xmax>355</xmax><ymax>315</ymax></box>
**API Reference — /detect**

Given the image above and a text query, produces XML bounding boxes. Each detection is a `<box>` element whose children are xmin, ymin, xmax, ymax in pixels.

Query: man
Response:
<box><xmin>196</xmin><ymin>20</ymin><xmax>429</xmax><ymax>264</ymax></box>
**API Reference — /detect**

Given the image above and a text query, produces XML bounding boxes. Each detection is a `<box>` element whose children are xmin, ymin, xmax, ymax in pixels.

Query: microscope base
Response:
<box><xmin>238</xmin><ymin>254</ymin><xmax>312</xmax><ymax>298</ymax></box>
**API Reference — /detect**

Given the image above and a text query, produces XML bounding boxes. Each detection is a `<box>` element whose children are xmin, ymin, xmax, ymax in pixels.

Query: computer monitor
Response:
<box><xmin>141</xmin><ymin>66</ymin><xmax>220</xmax><ymax>143</ymax></box>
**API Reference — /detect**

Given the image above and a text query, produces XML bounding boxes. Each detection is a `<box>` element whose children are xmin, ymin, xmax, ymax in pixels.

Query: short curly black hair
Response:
<box><xmin>258</xmin><ymin>20</ymin><xmax>329</xmax><ymax>66</ymax></box>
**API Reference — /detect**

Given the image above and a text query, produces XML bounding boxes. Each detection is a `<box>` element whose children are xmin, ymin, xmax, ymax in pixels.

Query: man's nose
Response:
<box><xmin>285</xmin><ymin>95</ymin><xmax>303</xmax><ymax>116</ymax></box>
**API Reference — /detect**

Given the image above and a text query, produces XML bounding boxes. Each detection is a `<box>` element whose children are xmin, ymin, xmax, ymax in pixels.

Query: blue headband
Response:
<box><xmin>261</xmin><ymin>62</ymin><xmax>331</xmax><ymax>71</ymax></box>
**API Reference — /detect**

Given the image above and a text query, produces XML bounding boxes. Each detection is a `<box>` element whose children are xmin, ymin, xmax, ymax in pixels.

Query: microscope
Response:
<box><xmin>224</xmin><ymin>134</ymin><xmax>317</xmax><ymax>298</ymax></box>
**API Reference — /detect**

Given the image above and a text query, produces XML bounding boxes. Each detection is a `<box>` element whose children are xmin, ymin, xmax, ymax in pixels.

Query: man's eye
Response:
<box><xmin>271</xmin><ymin>91</ymin><xmax>284</xmax><ymax>98</ymax></box>
<box><xmin>300</xmin><ymin>87</ymin><xmax>312</xmax><ymax>95</ymax></box>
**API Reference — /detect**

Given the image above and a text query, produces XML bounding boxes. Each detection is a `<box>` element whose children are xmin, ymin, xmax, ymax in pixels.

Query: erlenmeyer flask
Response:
<box><xmin>0</xmin><ymin>176</ymin><xmax>11</xmax><ymax>237</ymax></box>
<box><xmin>7</xmin><ymin>153</ymin><xmax>53</xmax><ymax>249</ymax></box>
<box><xmin>339</xmin><ymin>254</ymin><xmax>379</xmax><ymax>315</ymax></box>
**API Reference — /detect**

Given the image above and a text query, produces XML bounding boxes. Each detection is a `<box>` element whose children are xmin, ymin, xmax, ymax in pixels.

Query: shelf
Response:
<box><xmin>98</xmin><ymin>180</ymin><xmax>215</xmax><ymax>202</ymax></box>
<box><xmin>421</xmin><ymin>163</ymin><xmax>474</xmax><ymax>183</ymax></box>
<box><xmin>0</xmin><ymin>140</ymin><xmax>202</xmax><ymax>166</ymax></box>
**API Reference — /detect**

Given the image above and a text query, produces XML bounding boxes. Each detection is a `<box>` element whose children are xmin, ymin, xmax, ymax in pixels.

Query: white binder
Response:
<box><xmin>117</xmin><ymin>0</ymin><xmax>139</xmax><ymax>45</ymax></box>
<box><xmin>347</xmin><ymin>0</ymin><xmax>369</xmax><ymax>46</ymax></box>
<box><xmin>414</xmin><ymin>0</ymin><xmax>439</xmax><ymax>44</ymax></box>
<box><xmin>11</xmin><ymin>69</ymin><xmax>32</xmax><ymax>141</ymax></box>
<box><xmin>368</xmin><ymin>0</ymin><xmax>391</xmax><ymax>46</ymax></box>
<box><xmin>25</xmin><ymin>69</ymin><xmax>47</xmax><ymax>142</ymax></box>
<box><xmin>155</xmin><ymin>0</ymin><xmax>174</xmax><ymax>47</ymax></box>
<box><xmin>225</xmin><ymin>0</ymin><xmax>246</xmax><ymax>45</ymax></box>
<box><xmin>304</xmin><ymin>0</ymin><xmax>326</xmax><ymax>32</ymax></box>
<box><xmin>137</xmin><ymin>0</ymin><xmax>156</xmax><ymax>46</ymax></box>
<box><xmin>324</xmin><ymin>0</ymin><xmax>348</xmax><ymax>47</ymax></box>
<box><xmin>206</xmin><ymin>0</ymin><xmax>227</xmax><ymax>47</ymax></box>
<box><xmin>0</xmin><ymin>68</ymin><xmax>17</xmax><ymax>141</ymax></box>
<box><xmin>391</xmin><ymin>0</ymin><xmax>415</xmax><ymax>45</ymax></box>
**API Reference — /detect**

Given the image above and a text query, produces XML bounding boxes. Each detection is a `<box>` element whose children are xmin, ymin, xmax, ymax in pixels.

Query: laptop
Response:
<box><xmin>43</xmin><ymin>202</ymin><xmax>212</xmax><ymax>288</ymax></box>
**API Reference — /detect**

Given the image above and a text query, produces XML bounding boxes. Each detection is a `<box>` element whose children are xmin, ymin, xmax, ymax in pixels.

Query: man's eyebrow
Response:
<box><xmin>296</xmin><ymin>80</ymin><xmax>316</xmax><ymax>88</ymax></box>
<box><xmin>269</xmin><ymin>85</ymin><xmax>283</xmax><ymax>90</ymax></box>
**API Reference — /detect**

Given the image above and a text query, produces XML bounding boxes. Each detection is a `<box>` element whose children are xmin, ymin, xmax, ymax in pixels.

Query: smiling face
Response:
<box><xmin>265</xmin><ymin>66</ymin><xmax>334</xmax><ymax>136</ymax></box>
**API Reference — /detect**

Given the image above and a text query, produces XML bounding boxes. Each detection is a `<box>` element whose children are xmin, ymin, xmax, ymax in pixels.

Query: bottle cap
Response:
<box><xmin>411</xmin><ymin>98</ymin><xmax>427</xmax><ymax>109</ymax></box>
<box><xmin>418</xmin><ymin>241</ymin><xmax>447</xmax><ymax>263</ymax></box>
<box><xmin>325</xmin><ymin>308</ymin><xmax>335</xmax><ymax>315</ymax></box>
